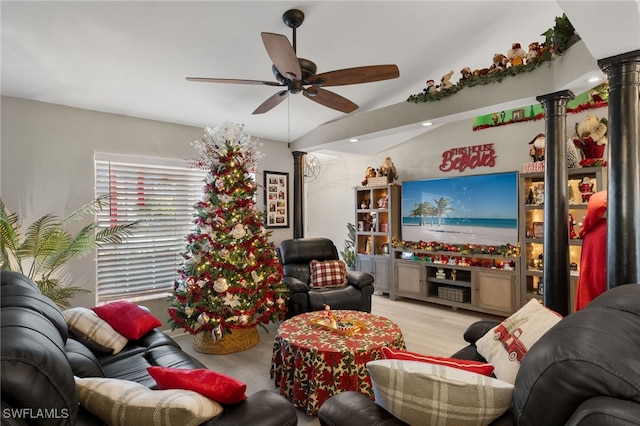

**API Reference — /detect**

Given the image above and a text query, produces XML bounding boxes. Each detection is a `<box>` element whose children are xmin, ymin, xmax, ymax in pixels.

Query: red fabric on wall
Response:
<box><xmin>575</xmin><ymin>191</ymin><xmax>607</xmax><ymax>311</ymax></box>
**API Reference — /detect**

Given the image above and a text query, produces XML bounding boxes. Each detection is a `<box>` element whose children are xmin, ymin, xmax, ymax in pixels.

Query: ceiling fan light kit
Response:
<box><xmin>186</xmin><ymin>9</ymin><xmax>399</xmax><ymax>115</ymax></box>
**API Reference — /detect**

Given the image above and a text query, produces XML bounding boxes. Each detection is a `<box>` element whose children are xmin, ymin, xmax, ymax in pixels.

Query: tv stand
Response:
<box><xmin>392</xmin><ymin>248</ymin><xmax>519</xmax><ymax>316</ymax></box>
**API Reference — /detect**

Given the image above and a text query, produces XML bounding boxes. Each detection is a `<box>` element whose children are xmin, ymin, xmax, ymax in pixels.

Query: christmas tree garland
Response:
<box><xmin>168</xmin><ymin>122</ymin><xmax>289</xmax><ymax>340</ymax></box>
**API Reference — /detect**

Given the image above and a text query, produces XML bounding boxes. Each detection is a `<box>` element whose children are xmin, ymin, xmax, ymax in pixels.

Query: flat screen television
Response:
<box><xmin>401</xmin><ymin>171</ymin><xmax>519</xmax><ymax>246</ymax></box>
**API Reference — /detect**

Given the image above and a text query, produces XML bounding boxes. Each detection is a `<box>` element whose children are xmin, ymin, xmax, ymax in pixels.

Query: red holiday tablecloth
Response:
<box><xmin>270</xmin><ymin>310</ymin><xmax>405</xmax><ymax>415</ymax></box>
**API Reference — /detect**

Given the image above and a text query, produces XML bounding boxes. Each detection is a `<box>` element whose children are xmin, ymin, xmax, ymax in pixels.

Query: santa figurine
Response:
<box><xmin>579</xmin><ymin>177</ymin><xmax>594</xmax><ymax>202</ymax></box>
<box><xmin>569</xmin><ymin>213</ymin><xmax>577</xmax><ymax>239</ymax></box>
<box><xmin>507</xmin><ymin>42</ymin><xmax>526</xmax><ymax>67</ymax></box>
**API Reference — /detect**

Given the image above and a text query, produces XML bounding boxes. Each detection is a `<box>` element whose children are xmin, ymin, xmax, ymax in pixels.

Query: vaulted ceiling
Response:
<box><xmin>2</xmin><ymin>1</ymin><xmax>639</xmax><ymax>157</ymax></box>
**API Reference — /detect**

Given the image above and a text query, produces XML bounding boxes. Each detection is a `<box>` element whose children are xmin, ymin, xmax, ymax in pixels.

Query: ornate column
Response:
<box><xmin>292</xmin><ymin>151</ymin><xmax>306</xmax><ymax>239</ymax></box>
<box><xmin>536</xmin><ymin>89</ymin><xmax>575</xmax><ymax>316</ymax></box>
<box><xmin>598</xmin><ymin>50</ymin><xmax>640</xmax><ymax>288</ymax></box>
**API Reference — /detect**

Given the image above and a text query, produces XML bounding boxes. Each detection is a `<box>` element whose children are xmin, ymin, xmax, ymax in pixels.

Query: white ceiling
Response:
<box><xmin>2</xmin><ymin>1</ymin><xmax>639</xmax><ymax>157</ymax></box>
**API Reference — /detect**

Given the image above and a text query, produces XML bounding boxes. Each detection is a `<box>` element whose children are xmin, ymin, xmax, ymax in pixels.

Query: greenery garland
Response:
<box><xmin>407</xmin><ymin>14</ymin><xmax>577</xmax><ymax>104</ymax></box>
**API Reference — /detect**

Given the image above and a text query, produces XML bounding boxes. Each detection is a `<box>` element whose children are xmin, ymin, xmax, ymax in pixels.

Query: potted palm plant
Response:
<box><xmin>339</xmin><ymin>223</ymin><xmax>356</xmax><ymax>270</ymax></box>
<box><xmin>0</xmin><ymin>194</ymin><xmax>135</xmax><ymax>308</ymax></box>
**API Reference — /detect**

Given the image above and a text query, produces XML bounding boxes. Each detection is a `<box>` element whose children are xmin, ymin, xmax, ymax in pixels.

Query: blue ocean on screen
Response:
<box><xmin>402</xmin><ymin>216</ymin><xmax>517</xmax><ymax>229</ymax></box>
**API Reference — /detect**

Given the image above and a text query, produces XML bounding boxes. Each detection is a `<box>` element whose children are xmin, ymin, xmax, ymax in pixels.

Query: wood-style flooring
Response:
<box><xmin>173</xmin><ymin>294</ymin><xmax>504</xmax><ymax>426</ymax></box>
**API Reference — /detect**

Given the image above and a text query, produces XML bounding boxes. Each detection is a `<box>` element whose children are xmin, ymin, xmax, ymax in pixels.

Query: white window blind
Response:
<box><xmin>95</xmin><ymin>153</ymin><xmax>206</xmax><ymax>304</ymax></box>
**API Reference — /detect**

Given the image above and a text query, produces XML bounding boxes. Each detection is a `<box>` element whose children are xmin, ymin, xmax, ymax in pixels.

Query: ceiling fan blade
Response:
<box><xmin>253</xmin><ymin>90</ymin><xmax>289</xmax><ymax>114</ymax></box>
<box><xmin>309</xmin><ymin>65</ymin><xmax>399</xmax><ymax>87</ymax></box>
<box><xmin>261</xmin><ymin>32</ymin><xmax>302</xmax><ymax>81</ymax></box>
<box><xmin>186</xmin><ymin>77</ymin><xmax>284</xmax><ymax>87</ymax></box>
<box><xmin>302</xmin><ymin>87</ymin><xmax>358</xmax><ymax>113</ymax></box>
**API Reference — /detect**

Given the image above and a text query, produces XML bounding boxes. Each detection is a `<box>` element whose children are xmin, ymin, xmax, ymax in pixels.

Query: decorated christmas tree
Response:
<box><xmin>168</xmin><ymin>122</ymin><xmax>288</xmax><ymax>343</ymax></box>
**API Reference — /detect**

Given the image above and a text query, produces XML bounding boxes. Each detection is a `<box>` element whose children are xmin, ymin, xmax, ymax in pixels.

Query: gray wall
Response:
<box><xmin>1</xmin><ymin>96</ymin><xmax>294</xmax><ymax>327</ymax></box>
<box><xmin>1</xmin><ymin>95</ymin><xmax>603</xmax><ymax>328</ymax></box>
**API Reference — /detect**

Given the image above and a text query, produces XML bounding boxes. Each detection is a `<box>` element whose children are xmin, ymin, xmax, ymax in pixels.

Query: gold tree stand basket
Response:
<box><xmin>192</xmin><ymin>327</ymin><xmax>259</xmax><ymax>354</ymax></box>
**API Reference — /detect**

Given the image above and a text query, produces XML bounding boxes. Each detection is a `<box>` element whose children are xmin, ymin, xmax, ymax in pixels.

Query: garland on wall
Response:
<box><xmin>407</xmin><ymin>14</ymin><xmax>578</xmax><ymax>104</ymax></box>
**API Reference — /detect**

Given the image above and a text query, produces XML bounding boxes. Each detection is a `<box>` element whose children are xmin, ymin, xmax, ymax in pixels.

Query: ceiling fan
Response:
<box><xmin>186</xmin><ymin>9</ymin><xmax>400</xmax><ymax>115</ymax></box>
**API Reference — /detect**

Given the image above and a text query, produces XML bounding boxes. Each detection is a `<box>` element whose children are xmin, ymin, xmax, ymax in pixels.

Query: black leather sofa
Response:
<box><xmin>318</xmin><ymin>283</ymin><xmax>640</xmax><ymax>426</ymax></box>
<box><xmin>1</xmin><ymin>271</ymin><xmax>297</xmax><ymax>426</ymax></box>
<box><xmin>278</xmin><ymin>238</ymin><xmax>375</xmax><ymax>317</ymax></box>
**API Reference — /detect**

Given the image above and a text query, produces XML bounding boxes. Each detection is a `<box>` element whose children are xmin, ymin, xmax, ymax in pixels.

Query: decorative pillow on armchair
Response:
<box><xmin>476</xmin><ymin>299</ymin><xmax>562</xmax><ymax>384</ymax></box>
<box><xmin>309</xmin><ymin>259</ymin><xmax>348</xmax><ymax>288</ymax></box>
<box><xmin>367</xmin><ymin>359</ymin><xmax>513</xmax><ymax>426</ymax></box>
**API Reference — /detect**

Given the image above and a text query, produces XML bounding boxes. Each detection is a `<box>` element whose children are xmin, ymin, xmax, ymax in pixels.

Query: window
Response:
<box><xmin>95</xmin><ymin>153</ymin><xmax>207</xmax><ymax>304</ymax></box>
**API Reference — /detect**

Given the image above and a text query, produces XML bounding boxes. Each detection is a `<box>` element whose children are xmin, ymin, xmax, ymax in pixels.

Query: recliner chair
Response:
<box><xmin>278</xmin><ymin>238</ymin><xmax>375</xmax><ymax>317</ymax></box>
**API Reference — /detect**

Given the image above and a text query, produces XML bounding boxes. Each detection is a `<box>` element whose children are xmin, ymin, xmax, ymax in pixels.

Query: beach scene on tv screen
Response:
<box><xmin>401</xmin><ymin>172</ymin><xmax>518</xmax><ymax>246</ymax></box>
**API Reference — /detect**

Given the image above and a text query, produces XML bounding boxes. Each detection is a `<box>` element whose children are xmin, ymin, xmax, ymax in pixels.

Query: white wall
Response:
<box><xmin>0</xmin><ymin>96</ymin><xmax>294</xmax><ymax>325</ymax></box>
<box><xmin>305</xmin><ymin>108</ymin><xmax>605</xmax><ymax>256</ymax></box>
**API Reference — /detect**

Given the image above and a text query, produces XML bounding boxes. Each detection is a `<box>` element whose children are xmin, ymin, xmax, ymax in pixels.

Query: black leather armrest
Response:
<box><xmin>566</xmin><ymin>397</ymin><xmax>640</xmax><ymax>426</ymax></box>
<box><xmin>463</xmin><ymin>320</ymin><xmax>500</xmax><ymax>344</ymax></box>
<box><xmin>283</xmin><ymin>276</ymin><xmax>310</xmax><ymax>294</ymax></box>
<box><xmin>319</xmin><ymin>391</ymin><xmax>409</xmax><ymax>426</ymax></box>
<box><xmin>346</xmin><ymin>270</ymin><xmax>374</xmax><ymax>290</ymax></box>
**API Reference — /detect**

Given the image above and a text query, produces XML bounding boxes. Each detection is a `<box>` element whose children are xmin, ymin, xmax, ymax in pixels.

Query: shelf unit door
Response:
<box><xmin>395</xmin><ymin>262</ymin><xmax>425</xmax><ymax>298</ymax></box>
<box><xmin>476</xmin><ymin>271</ymin><xmax>515</xmax><ymax>314</ymax></box>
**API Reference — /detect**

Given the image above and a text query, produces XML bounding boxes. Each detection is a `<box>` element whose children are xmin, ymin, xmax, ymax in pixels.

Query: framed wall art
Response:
<box><xmin>264</xmin><ymin>171</ymin><xmax>289</xmax><ymax>228</ymax></box>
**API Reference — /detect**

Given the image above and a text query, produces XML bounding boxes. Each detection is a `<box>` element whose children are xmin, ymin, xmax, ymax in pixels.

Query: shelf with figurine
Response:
<box><xmin>519</xmin><ymin>114</ymin><xmax>608</xmax><ymax>311</ymax></box>
<box><xmin>355</xmin><ymin>158</ymin><xmax>402</xmax><ymax>295</ymax></box>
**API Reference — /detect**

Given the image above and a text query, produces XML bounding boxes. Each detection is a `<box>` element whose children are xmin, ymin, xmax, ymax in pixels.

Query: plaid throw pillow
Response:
<box><xmin>367</xmin><ymin>359</ymin><xmax>513</xmax><ymax>426</ymax></box>
<box><xmin>63</xmin><ymin>307</ymin><xmax>128</xmax><ymax>354</ymax></box>
<box><xmin>75</xmin><ymin>377</ymin><xmax>223</xmax><ymax>426</ymax></box>
<box><xmin>309</xmin><ymin>259</ymin><xmax>348</xmax><ymax>288</ymax></box>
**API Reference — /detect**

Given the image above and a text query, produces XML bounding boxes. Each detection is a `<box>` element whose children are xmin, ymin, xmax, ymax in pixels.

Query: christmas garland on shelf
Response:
<box><xmin>391</xmin><ymin>238</ymin><xmax>519</xmax><ymax>257</ymax></box>
<box><xmin>407</xmin><ymin>14</ymin><xmax>578</xmax><ymax>104</ymax></box>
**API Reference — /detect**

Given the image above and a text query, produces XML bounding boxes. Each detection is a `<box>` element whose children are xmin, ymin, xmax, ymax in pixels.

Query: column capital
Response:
<box><xmin>598</xmin><ymin>49</ymin><xmax>640</xmax><ymax>71</ymax></box>
<box><xmin>536</xmin><ymin>89</ymin><xmax>575</xmax><ymax>104</ymax></box>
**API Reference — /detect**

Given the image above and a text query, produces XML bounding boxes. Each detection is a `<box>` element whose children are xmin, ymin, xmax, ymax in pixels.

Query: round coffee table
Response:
<box><xmin>270</xmin><ymin>310</ymin><xmax>405</xmax><ymax>415</ymax></box>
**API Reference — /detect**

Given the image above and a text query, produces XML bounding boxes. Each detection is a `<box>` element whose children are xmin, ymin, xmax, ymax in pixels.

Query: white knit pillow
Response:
<box><xmin>476</xmin><ymin>299</ymin><xmax>562</xmax><ymax>384</ymax></box>
<box><xmin>367</xmin><ymin>359</ymin><xmax>513</xmax><ymax>426</ymax></box>
<box><xmin>75</xmin><ymin>377</ymin><xmax>223</xmax><ymax>426</ymax></box>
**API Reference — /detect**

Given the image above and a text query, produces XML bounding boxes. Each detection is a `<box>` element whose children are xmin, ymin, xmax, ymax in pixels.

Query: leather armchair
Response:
<box><xmin>278</xmin><ymin>238</ymin><xmax>374</xmax><ymax>317</ymax></box>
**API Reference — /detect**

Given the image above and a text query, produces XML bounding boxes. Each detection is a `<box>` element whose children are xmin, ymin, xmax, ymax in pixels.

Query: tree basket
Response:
<box><xmin>192</xmin><ymin>327</ymin><xmax>259</xmax><ymax>355</ymax></box>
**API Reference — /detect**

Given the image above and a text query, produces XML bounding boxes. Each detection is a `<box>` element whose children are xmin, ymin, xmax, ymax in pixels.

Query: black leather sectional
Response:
<box><xmin>1</xmin><ymin>271</ymin><xmax>297</xmax><ymax>426</ymax></box>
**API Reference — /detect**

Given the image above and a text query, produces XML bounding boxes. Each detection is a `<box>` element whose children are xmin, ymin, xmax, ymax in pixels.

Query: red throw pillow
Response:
<box><xmin>93</xmin><ymin>300</ymin><xmax>162</xmax><ymax>340</ymax></box>
<box><xmin>309</xmin><ymin>259</ymin><xmax>348</xmax><ymax>288</ymax></box>
<box><xmin>147</xmin><ymin>366</ymin><xmax>247</xmax><ymax>405</ymax></box>
<box><xmin>381</xmin><ymin>346</ymin><xmax>495</xmax><ymax>376</ymax></box>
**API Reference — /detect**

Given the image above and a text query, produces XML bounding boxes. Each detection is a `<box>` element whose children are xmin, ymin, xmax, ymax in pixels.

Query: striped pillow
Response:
<box><xmin>75</xmin><ymin>377</ymin><xmax>223</xmax><ymax>426</ymax></box>
<box><xmin>64</xmin><ymin>307</ymin><xmax>128</xmax><ymax>354</ymax></box>
<box><xmin>367</xmin><ymin>359</ymin><xmax>513</xmax><ymax>426</ymax></box>
<box><xmin>381</xmin><ymin>346</ymin><xmax>495</xmax><ymax>376</ymax></box>
<box><xmin>309</xmin><ymin>260</ymin><xmax>348</xmax><ymax>288</ymax></box>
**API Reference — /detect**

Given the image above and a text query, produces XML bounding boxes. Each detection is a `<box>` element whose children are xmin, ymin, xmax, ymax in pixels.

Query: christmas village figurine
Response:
<box><xmin>378</xmin><ymin>157</ymin><xmax>399</xmax><ymax>183</ymax></box>
<box><xmin>571</xmin><ymin>115</ymin><xmax>608</xmax><ymax>167</ymax></box>
<box><xmin>323</xmin><ymin>304</ymin><xmax>337</xmax><ymax>328</ymax></box>
<box><xmin>526</xmin><ymin>42</ymin><xmax>542</xmax><ymax>64</ymax></box>
<box><xmin>424</xmin><ymin>79</ymin><xmax>437</xmax><ymax>94</ymax></box>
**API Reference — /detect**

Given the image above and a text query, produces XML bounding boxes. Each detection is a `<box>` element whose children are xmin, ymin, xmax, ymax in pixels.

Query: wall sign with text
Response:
<box><xmin>439</xmin><ymin>143</ymin><xmax>497</xmax><ymax>172</ymax></box>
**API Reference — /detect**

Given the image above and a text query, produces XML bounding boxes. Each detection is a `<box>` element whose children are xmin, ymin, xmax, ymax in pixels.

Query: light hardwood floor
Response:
<box><xmin>173</xmin><ymin>294</ymin><xmax>504</xmax><ymax>426</ymax></box>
